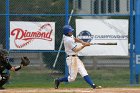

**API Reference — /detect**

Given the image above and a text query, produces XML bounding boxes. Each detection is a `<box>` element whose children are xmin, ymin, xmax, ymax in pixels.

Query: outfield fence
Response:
<box><xmin>0</xmin><ymin>0</ymin><xmax>138</xmax><ymax>88</ymax></box>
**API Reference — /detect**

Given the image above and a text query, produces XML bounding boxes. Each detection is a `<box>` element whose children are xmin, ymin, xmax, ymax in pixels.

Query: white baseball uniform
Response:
<box><xmin>63</xmin><ymin>35</ymin><xmax>88</xmax><ymax>82</ymax></box>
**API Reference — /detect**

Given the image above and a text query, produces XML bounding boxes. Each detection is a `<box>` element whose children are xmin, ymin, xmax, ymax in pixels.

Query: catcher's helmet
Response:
<box><xmin>0</xmin><ymin>49</ymin><xmax>9</xmax><ymax>56</ymax></box>
<box><xmin>63</xmin><ymin>25</ymin><xmax>74</xmax><ymax>35</ymax></box>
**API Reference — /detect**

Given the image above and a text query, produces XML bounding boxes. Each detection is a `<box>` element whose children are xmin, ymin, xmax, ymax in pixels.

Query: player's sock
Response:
<box><xmin>83</xmin><ymin>75</ymin><xmax>95</xmax><ymax>86</ymax></box>
<box><xmin>58</xmin><ymin>77</ymin><xmax>68</xmax><ymax>82</ymax></box>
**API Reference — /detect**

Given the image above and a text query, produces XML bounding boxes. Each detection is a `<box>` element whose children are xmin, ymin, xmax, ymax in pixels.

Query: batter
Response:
<box><xmin>54</xmin><ymin>25</ymin><xmax>97</xmax><ymax>89</ymax></box>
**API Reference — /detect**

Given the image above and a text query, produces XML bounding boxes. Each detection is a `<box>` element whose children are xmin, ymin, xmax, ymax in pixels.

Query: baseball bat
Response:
<box><xmin>91</xmin><ymin>42</ymin><xmax>117</xmax><ymax>45</ymax></box>
<box><xmin>68</xmin><ymin>9</ymin><xmax>74</xmax><ymax>24</ymax></box>
<box><xmin>53</xmin><ymin>9</ymin><xmax>74</xmax><ymax>68</ymax></box>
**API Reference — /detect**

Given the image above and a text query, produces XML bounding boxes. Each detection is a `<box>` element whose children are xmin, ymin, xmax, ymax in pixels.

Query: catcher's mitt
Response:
<box><xmin>21</xmin><ymin>57</ymin><xmax>30</xmax><ymax>66</ymax></box>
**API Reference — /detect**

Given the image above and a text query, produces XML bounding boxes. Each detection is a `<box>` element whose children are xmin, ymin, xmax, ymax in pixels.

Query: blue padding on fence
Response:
<box><xmin>0</xmin><ymin>14</ymin><xmax>130</xmax><ymax>16</ymax></box>
<box><xmin>129</xmin><ymin>0</ymin><xmax>134</xmax><ymax>84</ymax></box>
<box><xmin>6</xmin><ymin>0</ymin><xmax>10</xmax><ymax>50</ymax></box>
<box><xmin>135</xmin><ymin>0</ymin><xmax>140</xmax><ymax>84</ymax></box>
<box><xmin>135</xmin><ymin>0</ymin><xmax>140</xmax><ymax>51</ymax></box>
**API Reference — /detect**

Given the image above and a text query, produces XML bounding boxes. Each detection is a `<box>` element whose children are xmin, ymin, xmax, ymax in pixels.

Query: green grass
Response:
<box><xmin>4</xmin><ymin>67</ymin><xmax>140</xmax><ymax>88</ymax></box>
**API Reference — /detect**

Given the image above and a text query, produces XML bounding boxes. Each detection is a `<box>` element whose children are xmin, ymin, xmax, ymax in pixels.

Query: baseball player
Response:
<box><xmin>54</xmin><ymin>25</ymin><xmax>97</xmax><ymax>89</ymax></box>
<box><xmin>0</xmin><ymin>49</ymin><xmax>30</xmax><ymax>89</ymax></box>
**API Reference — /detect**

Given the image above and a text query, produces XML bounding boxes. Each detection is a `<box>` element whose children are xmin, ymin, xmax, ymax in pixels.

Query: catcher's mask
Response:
<box><xmin>0</xmin><ymin>49</ymin><xmax>9</xmax><ymax>58</ymax></box>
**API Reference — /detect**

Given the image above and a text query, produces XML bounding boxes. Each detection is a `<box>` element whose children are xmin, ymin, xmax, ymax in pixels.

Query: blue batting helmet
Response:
<box><xmin>63</xmin><ymin>25</ymin><xmax>74</xmax><ymax>35</ymax></box>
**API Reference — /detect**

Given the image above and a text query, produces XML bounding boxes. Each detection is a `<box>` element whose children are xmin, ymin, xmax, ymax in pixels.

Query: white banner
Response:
<box><xmin>10</xmin><ymin>21</ymin><xmax>55</xmax><ymax>50</ymax></box>
<box><xmin>76</xmin><ymin>19</ymin><xmax>128</xmax><ymax>56</ymax></box>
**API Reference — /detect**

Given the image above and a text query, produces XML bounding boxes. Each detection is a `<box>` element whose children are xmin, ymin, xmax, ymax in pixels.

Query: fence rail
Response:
<box><xmin>0</xmin><ymin>0</ymin><xmax>137</xmax><ymax>87</ymax></box>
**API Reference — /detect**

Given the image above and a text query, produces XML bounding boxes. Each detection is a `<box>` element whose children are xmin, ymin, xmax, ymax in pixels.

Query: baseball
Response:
<box><xmin>98</xmin><ymin>86</ymin><xmax>102</xmax><ymax>88</ymax></box>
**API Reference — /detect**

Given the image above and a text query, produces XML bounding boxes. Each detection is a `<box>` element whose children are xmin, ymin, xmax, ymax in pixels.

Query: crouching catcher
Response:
<box><xmin>0</xmin><ymin>49</ymin><xmax>30</xmax><ymax>89</ymax></box>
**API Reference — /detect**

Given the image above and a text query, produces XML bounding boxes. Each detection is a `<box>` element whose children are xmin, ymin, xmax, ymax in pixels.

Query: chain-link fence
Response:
<box><xmin>0</xmin><ymin>0</ymin><xmax>137</xmax><ymax>88</ymax></box>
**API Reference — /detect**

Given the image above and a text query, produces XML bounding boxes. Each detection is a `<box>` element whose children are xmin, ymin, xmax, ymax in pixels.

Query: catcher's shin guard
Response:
<box><xmin>0</xmin><ymin>74</ymin><xmax>9</xmax><ymax>87</ymax></box>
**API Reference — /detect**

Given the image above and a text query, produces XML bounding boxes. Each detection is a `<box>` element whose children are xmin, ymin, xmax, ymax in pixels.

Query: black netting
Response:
<box><xmin>0</xmin><ymin>0</ymin><xmax>137</xmax><ymax>88</ymax></box>
<box><xmin>10</xmin><ymin>0</ymin><xmax>65</xmax><ymax>14</ymax></box>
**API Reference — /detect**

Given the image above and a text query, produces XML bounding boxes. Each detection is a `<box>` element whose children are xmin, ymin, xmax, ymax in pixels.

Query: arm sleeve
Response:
<box><xmin>5</xmin><ymin>62</ymin><xmax>12</xmax><ymax>70</ymax></box>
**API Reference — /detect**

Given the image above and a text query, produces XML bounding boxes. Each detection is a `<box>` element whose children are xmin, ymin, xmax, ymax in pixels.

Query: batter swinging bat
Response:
<box><xmin>91</xmin><ymin>42</ymin><xmax>117</xmax><ymax>45</ymax></box>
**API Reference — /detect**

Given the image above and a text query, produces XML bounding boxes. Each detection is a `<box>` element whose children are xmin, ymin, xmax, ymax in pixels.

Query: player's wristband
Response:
<box><xmin>0</xmin><ymin>76</ymin><xmax>2</xmax><ymax>81</ymax></box>
<box><xmin>15</xmin><ymin>66</ymin><xmax>21</xmax><ymax>71</ymax></box>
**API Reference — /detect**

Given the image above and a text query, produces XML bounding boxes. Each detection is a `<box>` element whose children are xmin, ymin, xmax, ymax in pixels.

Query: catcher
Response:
<box><xmin>0</xmin><ymin>49</ymin><xmax>30</xmax><ymax>89</ymax></box>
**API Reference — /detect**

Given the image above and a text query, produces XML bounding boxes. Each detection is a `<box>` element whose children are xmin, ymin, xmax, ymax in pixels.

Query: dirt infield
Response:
<box><xmin>0</xmin><ymin>88</ymin><xmax>140</xmax><ymax>93</ymax></box>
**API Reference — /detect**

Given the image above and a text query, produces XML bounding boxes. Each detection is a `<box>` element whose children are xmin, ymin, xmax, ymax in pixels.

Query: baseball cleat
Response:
<box><xmin>92</xmin><ymin>84</ymin><xmax>102</xmax><ymax>89</ymax></box>
<box><xmin>92</xmin><ymin>84</ymin><xmax>96</xmax><ymax>89</ymax></box>
<box><xmin>54</xmin><ymin>78</ymin><xmax>60</xmax><ymax>89</ymax></box>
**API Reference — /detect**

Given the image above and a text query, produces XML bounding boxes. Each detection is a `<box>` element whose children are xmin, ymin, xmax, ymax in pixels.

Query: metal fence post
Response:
<box><xmin>135</xmin><ymin>0</ymin><xmax>140</xmax><ymax>84</ymax></box>
<box><xmin>129</xmin><ymin>0</ymin><xmax>134</xmax><ymax>84</ymax></box>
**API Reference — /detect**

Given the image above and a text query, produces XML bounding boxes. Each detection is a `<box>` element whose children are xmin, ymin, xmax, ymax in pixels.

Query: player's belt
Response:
<box><xmin>67</xmin><ymin>55</ymin><xmax>77</xmax><ymax>57</ymax></box>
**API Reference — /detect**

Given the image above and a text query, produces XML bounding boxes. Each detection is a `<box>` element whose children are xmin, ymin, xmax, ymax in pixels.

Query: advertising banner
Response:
<box><xmin>76</xmin><ymin>19</ymin><xmax>128</xmax><ymax>56</ymax></box>
<box><xmin>10</xmin><ymin>21</ymin><xmax>55</xmax><ymax>50</ymax></box>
